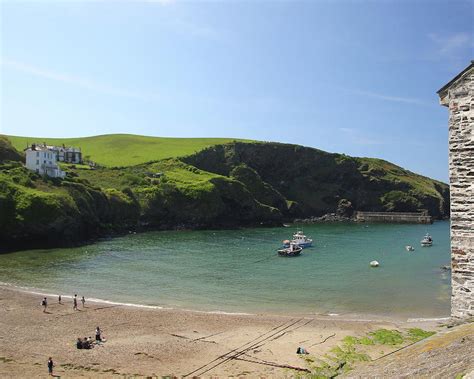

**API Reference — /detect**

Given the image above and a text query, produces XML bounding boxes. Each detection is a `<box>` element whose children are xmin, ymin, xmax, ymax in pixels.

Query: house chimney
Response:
<box><xmin>32</xmin><ymin>143</ymin><xmax>36</xmax><ymax>150</ymax></box>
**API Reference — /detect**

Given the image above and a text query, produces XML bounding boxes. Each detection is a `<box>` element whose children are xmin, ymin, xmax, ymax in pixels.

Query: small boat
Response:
<box><xmin>405</xmin><ymin>245</ymin><xmax>415</xmax><ymax>252</ymax></box>
<box><xmin>370</xmin><ymin>260</ymin><xmax>379</xmax><ymax>267</ymax></box>
<box><xmin>283</xmin><ymin>230</ymin><xmax>313</xmax><ymax>248</ymax></box>
<box><xmin>278</xmin><ymin>243</ymin><xmax>303</xmax><ymax>257</ymax></box>
<box><xmin>420</xmin><ymin>233</ymin><xmax>433</xmax><ymax>247</ymax></box>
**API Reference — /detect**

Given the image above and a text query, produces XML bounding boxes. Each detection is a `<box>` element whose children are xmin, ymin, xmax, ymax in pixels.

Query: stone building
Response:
<box><xmin>438</xmin><ymin>61</ymin><xmax>474</xmax><ymax>319</ymax></box>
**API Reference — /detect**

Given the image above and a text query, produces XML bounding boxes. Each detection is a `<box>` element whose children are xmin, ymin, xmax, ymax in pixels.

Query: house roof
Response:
<box><xmin>437</xmin><ymin>60</ymin><xmax>474</xmax><ymax>95</ymax></box>
<box><xmin>25</xmin><ymin>147</ymin><xmax>53</xmax><ymax>152</ymax></box>
<box><xmin>25</xmin><ymin>144</ymin><xmax>81</xmax><ymax>152</ymax></box>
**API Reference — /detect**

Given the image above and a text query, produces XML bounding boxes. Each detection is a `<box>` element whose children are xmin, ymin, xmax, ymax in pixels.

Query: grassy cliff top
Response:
<box><xmin>6</xmin><ymin>134</ymin><xmax>252</xmax><ymax>167</ymax></box>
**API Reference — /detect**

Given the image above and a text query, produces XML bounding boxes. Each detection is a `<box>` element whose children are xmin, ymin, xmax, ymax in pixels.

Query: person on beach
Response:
<box><xmin>83</xmin><ymin>337</ymin><xmax>93</xmax><ymax>349</ymax></box>
<box><xmin>58</xmin><ymin>295</ymin><xmax>61</xmax><ymax>304</ymax></box>
<box><xmin>296</xmin><ymin>346</ymin><xmax>309</xmax><ymax>354</ymax></box>
<box><xmin>47</xmin><ymin>357</ymin><xmax>54</xmax><ymax>376</ymax></box>
<box><xmin>41</xmin><ymin>297</ymin><xmax>47</xmax><ymax>313</ymax></box>
<box><xmin>95</xmin><ymin>326</ymin><xmax>101</xmax><ymax>342</ymax></box>
<box><xmin>76</xmin><ymin>338</ymin><xmax>83</xmax><ymax>349</ymax></box>
<box><xmin>81</xmin><ymin>296</ymin><xmax>85</xmax><ymax>308</ymax></box>
<box><xmin>73</xmin><ymin>294</ymin><xmax>78</xmax><ymax>310</ymax></box>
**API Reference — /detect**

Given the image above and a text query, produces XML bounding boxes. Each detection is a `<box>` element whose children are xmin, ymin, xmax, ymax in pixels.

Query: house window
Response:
<box><xmin>36</xmin><ymin>152</ymin><xmax>39</xmax><ymax>157</ymax></box>
<box><xmin>36</xmin><ymin>160</ymin><xmax>39</xmax><ymax>165</ymax></box>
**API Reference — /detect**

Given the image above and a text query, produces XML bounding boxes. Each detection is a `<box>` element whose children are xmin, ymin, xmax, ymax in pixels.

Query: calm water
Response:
<box><xmin>0</xmin><ymin>222</ymin><xmax>451</xmax><ymax>319</ymax></box>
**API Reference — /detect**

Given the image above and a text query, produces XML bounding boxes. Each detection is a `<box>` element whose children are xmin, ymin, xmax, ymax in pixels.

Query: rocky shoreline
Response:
<box><xmin>293</xmin><ymin>213</ymin><xmax>354</xmax><ymax>223</ymax></box>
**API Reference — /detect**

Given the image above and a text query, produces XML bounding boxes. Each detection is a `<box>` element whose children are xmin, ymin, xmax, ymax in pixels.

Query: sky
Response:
<box><xmin>1</xmin><ymin>0</ymin><xmax>473</xmax><ymax>182</ymax></box>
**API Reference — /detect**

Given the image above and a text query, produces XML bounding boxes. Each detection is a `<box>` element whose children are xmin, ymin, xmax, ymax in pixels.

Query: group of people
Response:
<box><xmin>41</xmin><ymin>294</ymin><xmax>86</xmax><ymax>313</ymax></box>
<box><xmin>76</xmin><ymin>327</ymin><xmax>104</xmax><ymax>349</ymax></box>
<box><xmin>48</xmin><ymin>328</ymin><xmax>105</xmax><ymax>374</ymax></box>
<box><xmin>41</xmin><ymin>295</ymin><xmax>104</xmax><ymax>376</ymax></box>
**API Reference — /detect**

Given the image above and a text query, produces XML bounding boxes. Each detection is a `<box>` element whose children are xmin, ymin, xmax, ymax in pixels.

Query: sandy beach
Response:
<box><xmin>0</xmin><ymin>285</ymin><xmax>456</xmax><ymax>378</ymax></box>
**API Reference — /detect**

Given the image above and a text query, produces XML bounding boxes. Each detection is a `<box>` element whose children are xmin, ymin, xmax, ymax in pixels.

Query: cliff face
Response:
<box><xmin>183</xmin><ymin>142</ymin><xmax>450</xmax><ymax>219</ymax></box>
<box><xmin>0</xmin><ymin>138</ymin><xmax>449</xmax><ymax>249</ymax></box>
<box><xmin>0</xmin><ymin>165</ymin><xmax>140</xmax><ymax>250</ymax></box>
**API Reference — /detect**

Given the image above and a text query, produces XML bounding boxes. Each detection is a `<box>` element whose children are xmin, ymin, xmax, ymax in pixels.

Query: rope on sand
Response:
<box><xmin>371</xmin><ymin>339</ymin><xmax>421</xmax><ymax>361</ymax></box>
<box><xmin>183</xmin><ymin>318</ymin><xmax>304</xmax><ymax>377</ymax></box>
<box><xmin>233</xmin><ymin>356</ymin><xmax>311</xmax><ymax>373</ymax></box>
<box><xmin>184</xmin><ymin>317</ymin><xmax>316</xmax><ymax>377</ymax></box>
<box><xmin>309</xmin><ymin>333</ymin><xmax>336</xmax><ymax>347</ymax></box>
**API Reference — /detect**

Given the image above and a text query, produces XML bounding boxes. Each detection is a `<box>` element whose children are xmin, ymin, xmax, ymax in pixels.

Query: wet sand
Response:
<box><xmin>0</xmin><ymin>285</ymin><xmax>444</xmax><ymax>378</ymax></box>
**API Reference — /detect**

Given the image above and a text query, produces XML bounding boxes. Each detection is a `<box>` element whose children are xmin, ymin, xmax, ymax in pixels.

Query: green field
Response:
<box><xmin>6</xmin><ymin>134</ymin><xmax>252</xmax><ymax>167</ymax></box>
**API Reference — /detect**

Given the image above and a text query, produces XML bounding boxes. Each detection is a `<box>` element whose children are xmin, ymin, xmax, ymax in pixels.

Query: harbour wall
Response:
<box><xmin>355</xmin><ymin>211</ymin><xmax>432</xmax><ymax>224</ymax></box>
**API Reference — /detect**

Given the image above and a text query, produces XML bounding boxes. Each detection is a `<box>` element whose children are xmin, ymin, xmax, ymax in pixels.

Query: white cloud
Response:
<box><xmin>1</xmin><ymin>59</ymin><xmax>159</xmax><ymax>102</ymax></box>
<box><xmin>428</xmin><ymin>32</ymin><xmax>473</xmax><ymax>56</ymax></box>
<box><xmin>338</xmin><ymin>127</ymin><xmax>383</xmax><ymax>146</ymax></box>
<box><xmin>346</xmin><ymin>88</ymin><xmax>428</xmax><ymax>106</ymax></box>
<box><xmin>338</xmin><ymin>127</ymin><xmax>354</xmax><ymax>133</ymax></box>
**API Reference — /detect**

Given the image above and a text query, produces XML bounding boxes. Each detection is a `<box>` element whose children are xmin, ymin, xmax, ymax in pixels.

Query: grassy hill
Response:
<box><xmin>6</xmin><ymin>134</ymin><xmax>251</xmax><ymax>167</ymax></box>
<box><xmin>183</xmin><ymin>142</ymin><xmax>450</xmax><ymax>218</ymax></box>
<box><xmin>0</xmin><ymin>135</ymin><xmax>449</xmax><ymax>250</ymax></box>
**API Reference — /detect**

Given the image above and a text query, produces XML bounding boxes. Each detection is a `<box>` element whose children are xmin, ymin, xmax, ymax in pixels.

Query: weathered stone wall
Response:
<box><xmin>439</xmin><ymin>64</ymin><xmax>474</xmax><ymax>319</ymax></box>
<box><xmin>354</xmin><ymin>211</ymin><xmax>432</xmax><ymax>224</ymax></box>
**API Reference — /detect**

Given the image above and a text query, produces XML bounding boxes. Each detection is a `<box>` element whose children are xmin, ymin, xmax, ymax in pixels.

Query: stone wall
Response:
<box><xmin>439</xmin><ymin>63</ymin><xmax>474</xmax><ymax>319</ymax></box>
<box><xmin>354</xmin><ymin>211</ymin><xmax>432</xmax><ymax>224</ymax></box>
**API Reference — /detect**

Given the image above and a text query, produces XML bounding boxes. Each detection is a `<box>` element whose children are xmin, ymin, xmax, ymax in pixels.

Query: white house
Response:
<box><xmin>25</xmin><ymin>144</ymin><xmax>66</xmax><ymax>178</ymax></box>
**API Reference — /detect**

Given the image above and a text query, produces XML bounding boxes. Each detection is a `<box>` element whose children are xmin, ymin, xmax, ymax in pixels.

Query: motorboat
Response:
<box><xmin>283</xmin><ymin>230</ymin><xmax>313</xmax><ymax>248</ymax></box>
<box><xmin>370</xmin><ymin>260</ymin><xmax>379</xmax><ymax>267</ymax></box>
<box><xmin>421</xmin><ymin>233</ymin><xmax>433</xmax><ymax>247</ymax></box>
<box><xmin>278</xmin><ymin>243</ymin><xmax>303</xmax><ymax>257</ymax></box>
<box><xmin>405</xmin><ymin>245</ymin><xmax>415</xmax><ymax>252</ymax></box>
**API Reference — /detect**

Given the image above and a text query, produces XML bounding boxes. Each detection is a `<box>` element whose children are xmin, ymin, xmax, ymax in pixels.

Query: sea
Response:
<box><xmin>0</xmin><ymin>221</ymin><xmax>451</xmax><ymax>320</ymax></box>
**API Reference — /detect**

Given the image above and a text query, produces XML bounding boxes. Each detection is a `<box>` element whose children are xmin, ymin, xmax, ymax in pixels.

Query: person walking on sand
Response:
<box><xmin>95</xmin><ymin>326</ymin><xmax>102</xmax><ymax>342</ymax></box>
<box><xmin>81</xmin><ymin>296</ymin><xmax>85</xmax><ymax>308</ymax></box>
<box><xmin>58</xmin><ymin>295</ymin><xmax>62</xmax><ymax>304</ymax></box>
<box><xmin>47</xmin><ymin>357</ymin><xmax>54</xmax><ymax>376</ymax></box>
<box><xmin>41</xmin><ymin>297</ymin><xmax>47</xmax><ymax>313</ymax></box>
<box><xmin>73</xmin><ymin>294</ymin><xmax>78</xmax><ymax>310</ymax></box>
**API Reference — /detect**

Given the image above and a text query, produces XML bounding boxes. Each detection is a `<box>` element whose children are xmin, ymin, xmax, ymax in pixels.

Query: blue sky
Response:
<box><xmin>1</xmin><ymin>0</ymin><xmax>473</xmax><ymax>182</ymax></box>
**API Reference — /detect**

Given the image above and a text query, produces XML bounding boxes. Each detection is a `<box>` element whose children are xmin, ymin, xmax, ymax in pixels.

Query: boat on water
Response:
<box><xmin>370</xmin><ymin>260</ymin><xmax>380</xmax><ymax>267</ymax></box>
<box><xmin>278</xmin><ymin>243</ymin><xmax>303</xmax><ymax>257</ymax></box>
<box><xmin>405</xmin><ymin>245</ymin><xmax>415</xmax><ymax>252</ymax></box>
<box><xmin>420</xmin><ymin>233</ymin><xmax>433</xmax><ymax>247</ymax></box>
<box><xmin>283</xmin><ymin>230</ymin><xmax>313</xmax><ymax>248</ymax></box>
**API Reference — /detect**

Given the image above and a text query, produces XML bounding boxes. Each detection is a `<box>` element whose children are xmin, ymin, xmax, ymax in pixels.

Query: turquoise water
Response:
<box><xmin>0</xmin><ymin>222</ymin><xmax>451</xmax><ymax>319</ymax></box>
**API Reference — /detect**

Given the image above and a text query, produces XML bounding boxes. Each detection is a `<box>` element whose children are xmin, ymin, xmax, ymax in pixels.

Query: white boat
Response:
<box><xmin>421</xmin><ymin>233</ymin><xmax>433</xmax><ymax>247</ymax></box>
<box><xmin>370</xmin><ymin>260</ymin><xmax>379</xmax><ymax>267</ymax></box>
<box><xmin>283</xmin><ymin>230</ymin><xmax>313</xmax><ymax>248</ymax></box>
<box><xmin>405</xmin><ymin>245</ymin><xmax>415</xmax><ymax>252</ymax></box>
<box><xmin>278</xmin><ymin>242</ymin><xmax>303</xmax><ymax>257</ymax></box>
